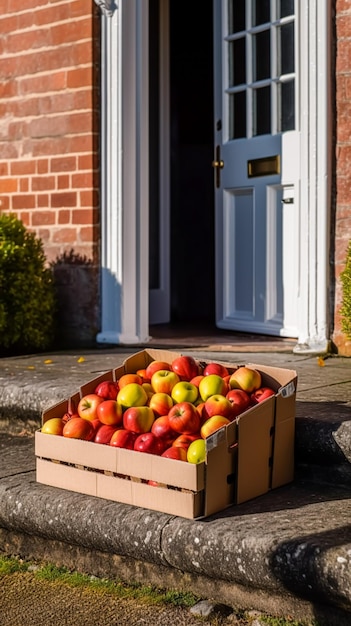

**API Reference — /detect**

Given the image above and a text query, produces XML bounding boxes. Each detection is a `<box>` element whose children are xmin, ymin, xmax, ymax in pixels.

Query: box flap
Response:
<box><xmin>247</xmin><ymin>363</ymin><xmax>297</xmax><ymax>391</ymax></box>
<box><xmin>122</xmin><ymin>349</ymin><xmax>182</xmax><ymax>374</ymax></box>
<box><xmin>42</xmin><ymin>392</ymin><xmax>81</xmax><ymax>424</ymax></box>
<box><xmin>80</xmin><ymin>370</ymin><xmax>114</xmax><ymax>397</ymax></box>
<box><xmin>274</xmin><ymin>382</ymin><xmax>297</xmax><ymax>423</ymax></box>
<box><xmin>236</xmin><ymin>399</ymin><xmax>275</xmax><ymax>504</ymax></box>
<box><xmin>271</xmin><ymin>417</ymin><xmax>295</xmax><ymax>488</ymax></box>
<box><xmin>204</xmin><ymin>435</ymin><xmax>236</xmax><ymax>517</ymax></box>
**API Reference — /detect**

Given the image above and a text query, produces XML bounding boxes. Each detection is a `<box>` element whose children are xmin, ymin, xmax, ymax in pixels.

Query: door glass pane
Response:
<box><xmin>254</xmin><ymin>30</ymin><xmax>270</xmax><ymax>81</ymax></box>
<box><xmin>280</xmin><ymin>80</ymin><xmax>295</xmax><ymax>131</ymax></box>
<box><xmin>228</xmin><ymin>0</ymin><xmax>245</xmax><ymax>33</ymax></box>
<box><xmin>229</xmin><ymin>38</ymin><xmax>246</xmax><ymax>86</ymax></box>
<box><xmin>227</xmin><ymin>0</ymin><xmax>296</xmax><ymax>139</ymax></box>
<box><xmin>279</xmin><ymin>0</ymin><xmax>294</xmax><ymax>18</ymax></box>
<box><xmin>280</xmin><ymin>22</ymin><xmax>294</xmax><ymax>75</ymax></box>
<box><xmin>254</xmin><ymin>86</ymin><xmax>271</xmax><ymax>135</ymax></box>
<box><xmin>230</xmin><ymin>91</ymin><xmax>246</xmax><ymax>139</ymax></box>
<box><xmin>253</xmin><ymin>0</ymin><xmax>270</xmax><ymax>26</ymax></box>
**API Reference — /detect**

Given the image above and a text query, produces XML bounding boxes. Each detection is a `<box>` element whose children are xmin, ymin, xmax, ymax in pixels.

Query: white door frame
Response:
<box><xmin>95</xmin><ymin>0</ymin><xmax>332</xmax><ymax>353</ymax></box>
<box><xmin>295</xmin><ymin>0</ymin><xmax>332</xmax><ymax>353</ymax></box>
<box><xmin>95</xmin><ymin>0</ymin><xmax>150</xmax><ymax>345</ymax></box>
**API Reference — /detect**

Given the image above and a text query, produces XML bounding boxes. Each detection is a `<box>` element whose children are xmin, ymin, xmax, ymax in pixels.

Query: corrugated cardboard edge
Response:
<box><xmin>37</xmin><ymin>350</ymin><xmax>298</xmax><ymax>519</ymax></box>
<box><xmin>35</xmin><ymin>432</ymin><xmax>205</xmax><ymax>491</ymax></box>
<box><xmin>36</xmin><ymin>459</ymin><xmax>203</xmax><ymax>519</ymax></box>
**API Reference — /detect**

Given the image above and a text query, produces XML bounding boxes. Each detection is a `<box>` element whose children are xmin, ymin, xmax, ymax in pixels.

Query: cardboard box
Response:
<box><xmin>35</xmin><ymin>348</ymin><xmax>297</xmax><ymax>519</ymax></box>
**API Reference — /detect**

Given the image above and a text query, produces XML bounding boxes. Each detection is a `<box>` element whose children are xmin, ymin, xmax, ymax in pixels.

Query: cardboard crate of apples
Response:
<box><xmin>35</xmin><ymin>349</ymin><xmax>297</xmax><ymax>519</ymax></box>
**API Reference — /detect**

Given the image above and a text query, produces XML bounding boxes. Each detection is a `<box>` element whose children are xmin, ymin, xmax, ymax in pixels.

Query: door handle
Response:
<box><xmin>212</xmin><ymin>145</ymin><xmax>224</xmax><ymax>188</ymax></box>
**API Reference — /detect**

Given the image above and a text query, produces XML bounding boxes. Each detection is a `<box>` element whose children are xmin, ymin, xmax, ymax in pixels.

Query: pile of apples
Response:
<box><xmin>41</xmin><ymin>356</ymin><xmax>275</xmax><ymax>465</ymax></box>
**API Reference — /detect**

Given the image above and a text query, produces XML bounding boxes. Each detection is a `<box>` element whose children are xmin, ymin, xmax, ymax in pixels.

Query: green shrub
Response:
<box><xmin>0</xmin><ymin>213</ymin><xmax>57</xmax><ymax>353</ymax></box>
<box><xmin>340</xmin><ymin>240</ymin><xmax>351</xmax><ymax>340</ymax></box>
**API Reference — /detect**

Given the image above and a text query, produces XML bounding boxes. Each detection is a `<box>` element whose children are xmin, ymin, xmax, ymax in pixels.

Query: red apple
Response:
<box><xmin>62</xmin><ymin>411</ymin><xmax>79</xmax><ymax>424</ymax></box>
<box><xmin>145</xmin><ymin>360</ymin><xmax>171</xmax><ymax>380</ymax></box>
<box><xmin>94</xmin><ymin>424</ymin><xmax>120</xmax><ymax>445</ymax></box>
<box><xmin>136</xmin><ymin>368</ymin><xmax>151</xmax><ymax>383</ymax></box>
<box><xmin>172</xmin><ymin>433</ymin><xmax>200</xmax><ymax>450</ymax></box>
<box><xmin>226</xmin><ymin>389</ymin><xmax>251</xmax><ymax>417</ymax></box>
<box><xmin>200</xmin><ymin>415</ymin><xmax>231</xmax><ymax>439</ymax></box>
<box><xmin>229</xmin><ymin>366</ymin><xmax>262</xmax><ymax>393</ymax></box>
<box><xmin>190</xmin><ymin>375</ymin><xmax>204</xmax><ymax>388</ymax></box>
<box><xmin>63</xmin><ymin>416</ymin><xmax>95</xmax><ymax>440</ymax></box>
<box><xmin>77</xmin><ymin>394</ymin><xmax>105</xmax><ymax>421</ymax></box>
<box><xmin>202</xmin><ymin>362</ymin><xmax>229</xmax><ymax>378</ymax></box>
<box><xmin>198</xmin><ymin>374</ymin><xmax>228</xmax><ymax>401</ymax></box>
<box><xmin>151</xmin><ymin>414</ymin><xmax>176</xmax><ymax>445</ymax></box>
<box><xmin>123</xmin><ymin>405</ymin><xmax>155</xmax><ymax>433</ymax></box>
<box><xmin>117</xmin><ymin>383</ymin><xmax>148</xmax><ymax>409</ymax></box>
<box><xmin>151</xmin><ymin>369</ymin><xmax>180</xmax><ymax>394</ymax></box>
<box><xmin>110</xmin><ymin>429</ymin><xmax>138</xmax><ymax>449</ymax></box>
<box><xmin>147</xmin><ymin>480</ymin><xmax>164</xmax><ymax>487</ymax></box>
<box><xmin>134</xmin><ymin>432</ymin><xmax>163</xmax><ymax>455</ymax></box>
<box><xmin>149</xmin><ymin>392</ymin><xmax>174</xmax><ymax>418</ymax></box>
<box><xmin>118</xmin><ymin>373</ymin><xmax>143</xmax><ymax>388</ymax></box>
<box><xmin>195</xmin><ymin>401</ymin><xmax>207</xmax><ymax>425</ymax></box>
<box><xmin>96</xmin><ymin>399</ymin><xmax>123</xmax><ymax>426</ymax></box>
<box><xmin>62</xmin><ymin>397</ymin><xmax>79</xmax><ymax>423</ymax></box>
<box><xmin>171</xmin><ymin>355</ymin><xmax>200</xmax><ymax>381</ymax></box>
<box><xmin>168</xmin><ymin>401</ymin><xmax>200</xmax><ymax>434</ymax></box>
<box><xmin>91</xmin><ymin>417</ymin><xmax>102</xmax><ymax>433</ymax></box>
<box><xmin>94</xmin><ymin>380</ymin><xmax>119</xmax><ymax>400</ymax></box>
<box><xmin>171</xmin><ymin>381</ymin><xmax>199</xmax><ymax>404</ymax></box>
<box><xmin>41</xmin><ymin>417</ymin><xmax>64</xmax><ymax>436</ymax></box>
<box><xmin>251</xmin><ymin>386</ymin><xmax>275</xmax><ymax>404</ymax></box>
<box><xmin>161</xmin><ymin>446</ymin><xmax>188</xmax><ymax>461</ymax></box>
<box><xmin>202</xmin><ymin>394</ymin><xmax>234</xmax><ymax>420</ymax></box>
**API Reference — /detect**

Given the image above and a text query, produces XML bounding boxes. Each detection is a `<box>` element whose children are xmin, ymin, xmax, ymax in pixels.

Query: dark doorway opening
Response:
<box><xmin>169</xmin><ymin>1</ymin><xmax>215</xmax><ymax>324</ymax></box>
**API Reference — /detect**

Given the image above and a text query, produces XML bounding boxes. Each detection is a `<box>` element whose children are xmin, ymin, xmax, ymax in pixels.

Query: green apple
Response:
<box><xmin>198</xmin><ymin>374</ymin><xmax>227</xmax><ymax>401</ymax></box>
<box><xmin>187</xmin><ymin>438</ymin><xmax>206</xmax><ymax>464</ymax></box>
<box><xmin>171</xmin><ymin>381</ymin><xmax>198</xmax><ymax>404</ymax></box>
<box><xmin>117</xmin><ymin>383</ymin><xmax>148</xmax><ymax>409</ymax></box>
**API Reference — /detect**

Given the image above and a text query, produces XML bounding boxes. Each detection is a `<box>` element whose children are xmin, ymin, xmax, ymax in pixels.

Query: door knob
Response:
<box><xmin>212</xmin><ymin>146</ymin><xmax>224</xmax><ymax>188</ymax></box>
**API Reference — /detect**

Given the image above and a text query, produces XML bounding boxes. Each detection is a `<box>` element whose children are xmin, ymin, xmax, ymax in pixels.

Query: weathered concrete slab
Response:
<box><xmin>0</xmin><ymin>433</ymin><xmax>351</xmax><ymax>624</ymax></box>
<box><xmin>1</xmin><ymin>347</ymin><xmax>351</xmax><ymax>623</ymax></box>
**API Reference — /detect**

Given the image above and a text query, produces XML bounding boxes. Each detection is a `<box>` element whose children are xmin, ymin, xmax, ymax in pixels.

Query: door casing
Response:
<box><xmin>95</xmin><ymin>0</ymin><xmax>332</xmax><ymax>354</ymax></box>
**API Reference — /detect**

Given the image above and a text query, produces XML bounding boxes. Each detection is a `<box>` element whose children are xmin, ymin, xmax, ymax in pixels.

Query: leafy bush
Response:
<box><xmin>0</xmin><ymin>214</ymin><xmax>57</xmax><ymax>353</ymax></box>
<box><xmin>340</xmin><ymin>240</ymin><xmax>351</xmax><ymax>339</ymax></box>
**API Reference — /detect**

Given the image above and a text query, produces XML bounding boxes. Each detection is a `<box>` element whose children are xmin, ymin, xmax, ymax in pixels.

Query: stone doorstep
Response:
<box><xmin>1</xmin><ymin>435</ymin><xmax>351</xmax><ymax>625</ymax></box>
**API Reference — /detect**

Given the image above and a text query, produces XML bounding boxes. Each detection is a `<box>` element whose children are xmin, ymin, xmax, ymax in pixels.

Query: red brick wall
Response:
<box><xmin>1</xmin><ymin>2</ymin><xmax>351</xmax><ymax>353</ymax></box>
<box><xmin>0</xmin><ymin>1</ymin><xmax>101</xmax><ymax>346</ymax></box>
<box><xmin>334</xmin><ymin>0</ymin><xmax>351</xmax><ymax>355</ymax></box>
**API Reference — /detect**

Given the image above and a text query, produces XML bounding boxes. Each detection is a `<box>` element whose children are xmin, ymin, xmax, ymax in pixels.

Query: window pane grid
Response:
<box><xmin>226</xmin><ymin>0</ymin><xmax>296</xmax><ymax>140</ymax></box>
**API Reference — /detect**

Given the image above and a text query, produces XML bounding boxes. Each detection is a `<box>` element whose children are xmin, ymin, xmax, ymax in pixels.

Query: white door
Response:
<box><xmin>213</xmin><ymin>0</ymin><xmax>300</xmax><ymax>337</ymax></box>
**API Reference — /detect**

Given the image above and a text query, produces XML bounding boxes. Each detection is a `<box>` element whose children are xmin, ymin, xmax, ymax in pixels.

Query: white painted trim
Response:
<box><xmin>96</xmin><ymin>1</ymin><xmax>150</xmax><ymax>345</ymax></box>
<box><xmin>148</xmin><ymin>0</ymin><xmax>171</xmax><ymax>324</ymax></box>
<box><xmin>94</xmin><ymin>0</ymin><xmax>116</xmax><ymax>18</ymax></box>
<box><xmin>294</xmin><ymin>0</ymin><xmax>331</xmax><ymax>354</ymax></box>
